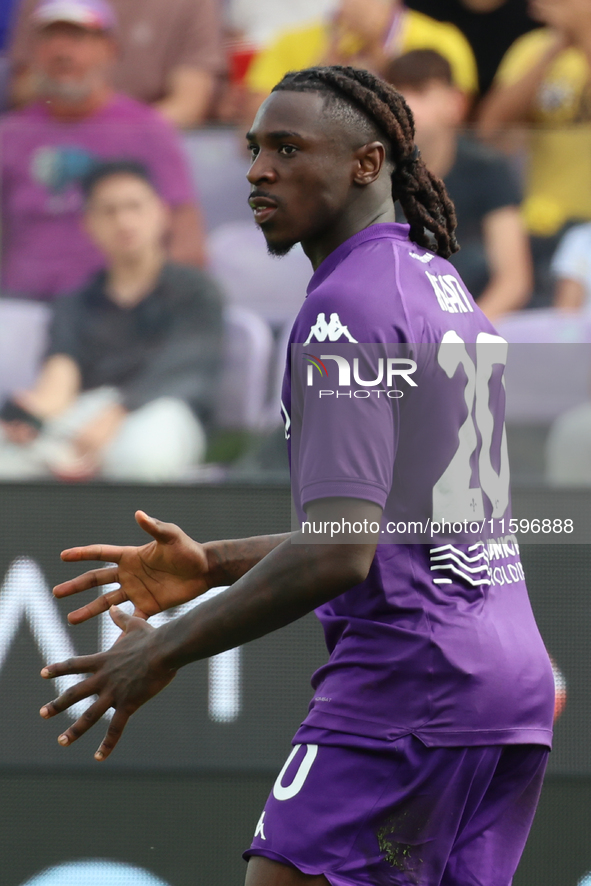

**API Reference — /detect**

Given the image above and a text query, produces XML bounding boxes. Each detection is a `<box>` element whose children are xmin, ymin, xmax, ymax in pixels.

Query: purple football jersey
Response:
<box><xmin>282</xmin><ymin>223</ymin><xmax>554</xmax><ymax>748</ymax></box>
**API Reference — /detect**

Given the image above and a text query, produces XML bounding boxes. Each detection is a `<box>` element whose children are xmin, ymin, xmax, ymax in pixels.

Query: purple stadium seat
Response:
<box><xmin>0</xmin><ymin>299</ymin><xmax>51</xmax><ymax>404</ymax></box>
<box><xmin>215</xmin><ymin>306</ymin><xmax>274</xmax><ymax>430</ymax></box>
<box><xmin>208</xmin><ymin>222</ymin><xmax>310</xmax><ymax>329</ymax></box>
<box><xmin>495</xmin><ymin>309</ymin><xmax>591</xmax><ymax>424</ymax></box>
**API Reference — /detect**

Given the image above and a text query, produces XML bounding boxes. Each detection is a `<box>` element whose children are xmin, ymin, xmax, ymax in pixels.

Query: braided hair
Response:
<box><xmin>272</xmin><ymin>66</ymin><xmax>459</xmax><ymax>259</ymax></box>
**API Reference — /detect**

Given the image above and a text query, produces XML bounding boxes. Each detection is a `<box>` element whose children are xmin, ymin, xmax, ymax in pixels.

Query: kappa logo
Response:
<box><xmin>303</xmin><ymin>312</ymin><xmax>358</xmax><ymax>344</ymax></box>
<box><xmin>409</xmin><ymin>251</ymin><xmax>434</xmax><ymax>263</ymax></box>
<box><xmin>254</xmin><ymin>811</ymin><xmax>267</xmax><ymax>840</ymax></box>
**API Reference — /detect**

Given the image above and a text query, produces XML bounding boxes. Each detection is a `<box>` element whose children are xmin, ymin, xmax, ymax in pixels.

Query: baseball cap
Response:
<box><xmin>32</xmin><ymin>0</ymin><xmax>117</xmax><ymax>32</ymax></box>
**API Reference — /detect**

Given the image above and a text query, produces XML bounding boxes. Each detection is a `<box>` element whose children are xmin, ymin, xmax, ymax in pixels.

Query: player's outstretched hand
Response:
<box><xmin>40</xmin><ymin>605</ymin><xmax>176</xmax><ymax>760</ymax></box>
<box><xmin>54</xmin><ymin>510</ymin><xmax>210</xmax><ymax>624</ymax></box>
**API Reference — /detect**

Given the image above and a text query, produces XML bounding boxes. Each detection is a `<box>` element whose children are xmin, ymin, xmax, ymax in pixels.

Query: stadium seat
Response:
<box><xmin>215</xmin><ymin>305</ymin><xmax>274</xmax><ymax>431</ymax></box>
<box><xmin>208</xmin><ymin>221</ymin><xmax>310</xmax><ymax>328</ymax></box>
<box><xmin>495</xmin><ymin>309</ymin><xmax>591</xmax><ymax>424</ymax></box>
<box><xmin>0</xmin><ymin>299</ymin><xmax>51</xmax><ymax>405</ymax></box>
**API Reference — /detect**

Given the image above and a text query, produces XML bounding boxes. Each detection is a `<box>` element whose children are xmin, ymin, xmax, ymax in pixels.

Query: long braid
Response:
<box><xmin>272</xmin><ymin>66</ymin><xmax>459</xmax><ymax>259</ymax></box>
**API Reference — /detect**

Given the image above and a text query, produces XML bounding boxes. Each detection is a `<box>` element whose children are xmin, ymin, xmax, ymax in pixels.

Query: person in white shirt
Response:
<box><xmin>552</xmin><ymin>223</ymin><xmax>591</xmax><ymax>313</ymax></box>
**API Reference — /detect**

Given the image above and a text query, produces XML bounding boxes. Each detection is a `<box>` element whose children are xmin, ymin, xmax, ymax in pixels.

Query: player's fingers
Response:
<box><xmin>40</xmin><ymin>653</ymin><xmax>103</xmax><ymax>680</ymax></box>
<box><xmin>53</xmin><ymin>565</ymin><xmax>119</xmax><ymax>598</ymax></box>
<box><xmin>94</xmin><ymin>708</ymin><xmax>131</xmax><ymax>761</ymax></box>
<box><xmin>135</xmin><ymin>510</ymin><xmax>182</xmax><ymax>545</ymax></box>
<box><xmin>109</xmin><ymin>605</ymin><xmax>151</xmax><ymax>635</ymax></box>
<box><xmin>54</xmin><ymin>696</ymin><xmax>112</xmax><ymax>747</ymax></box>
<box><xmin>39</xmin><ymin>674</ymin><xmax>101</xmax><ymax>719</ymax></box>
<box><xmin>66</xmin><ymin>587</ymin><xmax>128</xmax><ymax>625</ymax></box>
<box><xmin>61</xmin><ymin>544</ymin><xmax>124</xmax><ymax>563</ymax></box>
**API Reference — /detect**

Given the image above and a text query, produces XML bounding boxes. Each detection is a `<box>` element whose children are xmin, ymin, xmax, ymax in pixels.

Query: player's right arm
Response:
<box><xmin>54</xmin><ymin>509</ymin><xmax>290</xmax><ymax>623</ymax></box>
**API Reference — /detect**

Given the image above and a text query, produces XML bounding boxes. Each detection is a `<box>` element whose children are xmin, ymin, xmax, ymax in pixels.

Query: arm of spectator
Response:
<box><xmin>476</xmin><ymin>206</ymin><xmax>533</xmax><ymax>320</ymax></box>
<box><xmin>119</xmin><ymin>272</ymin><xmax>224</xmax><ymax>420</ymax></box>
<box><xmin>554</xmin><ymin>277</ymin><xmax>585</xmax><ymax>311</ymax></box>
<box><xmin>168</xmin><ymin>202</ymin><xmax>207</xmax><ymax>268</ymax></box>
<box><xmin>15</xmin><ymin>354</ymin><xmax>81</xmax><ymax>420</ymax></box>
<box><xmin>154</xmin><ymin>66</ymin><xmax>215</xmax><ymax>129</ymax></box>
<box><xmin>477</xmin><ymin>33</ymin><xmax>566</xmax><ymax>137</ymax></box>
<box><xmin>49</xmin><ymin>401</ymin><xmax>128</xmax><ymax>482</ymax></box>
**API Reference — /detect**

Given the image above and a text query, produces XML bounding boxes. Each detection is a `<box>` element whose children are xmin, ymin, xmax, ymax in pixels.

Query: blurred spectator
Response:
<box><xmin>1</xmin><ymin>0</ymin><xmax>21</xmax><ymax>51</ymax></box>
<box><xmin>0</xmin><ymin>0</ymin><xmax>20</xmax><ymax>111</ymax></box>
<box><xmin>227</xmin><ymin>0</ymin><xmax>337</xmax><ymax>49</ymax></box>
<box><xmin>388</xmin><ymin>50</ymin><xmax>532</xmax><ymax>320</ymax></box>
<box><xmin>0</xmin><ymin>0</ymin><xmax>206</xmax><ymax>302</ymax></box>
<box><xmin>220</xmin><ymin>0</ymin><xmax>337</xmax><ymax>120</ymax></box>
<box><xmin>551</xmin><ymin>223</ymin><xmax>591</xmax><ymax>312</ymax></box>
<box><xmin>478</xmin><ymin>0</ymin><xmax>591</xmax><ymax>239</ymax></box>
<box><xmin>405</xmin><ymin>0</ymin><xmax>536</xmax><ymax>96</ymax></box>
<box><xmin>10</xmin><ymin>0</ymin><xmax>223</xmax><ymax>127</ymax></box>
<box><xmin>244</xmin><ymin>0</ymin><xmax>478</xmax><ymax>120</ymax></box>
<box><xmin>0</xmin><ymin>160</ymin><xmax>223</xmax><ymax>482</ymax></box>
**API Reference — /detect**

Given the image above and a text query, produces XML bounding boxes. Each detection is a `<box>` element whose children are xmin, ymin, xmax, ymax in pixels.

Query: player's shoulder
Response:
<box><xmin>294</xmin><ymin>224</ymin><xmax>489</xmax><ymax>344</ymax></box>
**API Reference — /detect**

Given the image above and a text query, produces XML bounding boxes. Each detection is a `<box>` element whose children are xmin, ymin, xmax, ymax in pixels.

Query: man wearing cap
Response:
<box><xmin>8</xmin><ymin>0</ymin><xmax>223</xmax><ymax>127</ymax></box>
<box><xmin>0</xmin><ymin>0</ymin><xmax>206</xmax><ymax>301</ymax></box>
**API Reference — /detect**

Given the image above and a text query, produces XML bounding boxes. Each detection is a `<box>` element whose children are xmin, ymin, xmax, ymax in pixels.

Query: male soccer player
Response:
<box><xmin>40</xmin><ymin>66</ymin><xmax>555</xmax><ymax>886</ymax></box>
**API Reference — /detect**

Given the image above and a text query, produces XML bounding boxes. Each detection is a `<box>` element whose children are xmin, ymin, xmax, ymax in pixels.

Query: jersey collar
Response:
<box><xmin>306</xmin><ymin>222</ymin><xmax>411</xmax><ymax>295</ymax></box>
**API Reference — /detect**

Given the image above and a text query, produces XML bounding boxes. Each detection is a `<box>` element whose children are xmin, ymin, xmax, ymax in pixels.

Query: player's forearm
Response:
<box><xmin>153</xmin><ymin>537</ymin><xmax>370</xmax><ymax>669</ymax></box>
<box><xmin>203</xmin><ymin>533</ymin><xmax>292</xmax><ymax>587</ymax></box>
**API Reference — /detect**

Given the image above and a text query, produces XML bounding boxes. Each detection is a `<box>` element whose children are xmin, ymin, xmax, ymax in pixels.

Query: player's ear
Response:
<box><xmin>352</xmin><ymin>141</ymin><xmax>386</xmax><ymax>186</ymax></box>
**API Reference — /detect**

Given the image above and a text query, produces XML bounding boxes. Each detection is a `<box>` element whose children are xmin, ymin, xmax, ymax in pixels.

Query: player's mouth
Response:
<box><xmin>248</xmin><ymin>195</ymin><xmax>279</xmax><ymax>225</ymax></box>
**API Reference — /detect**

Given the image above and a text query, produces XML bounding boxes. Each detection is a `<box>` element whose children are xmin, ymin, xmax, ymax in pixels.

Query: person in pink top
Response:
<box><xmin>0</xmin><ymin>0</ymin><xmax>206</xmax><ymax>301</ymax></box>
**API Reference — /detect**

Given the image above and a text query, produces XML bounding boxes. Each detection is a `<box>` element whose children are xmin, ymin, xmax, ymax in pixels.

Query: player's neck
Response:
<box><xmin>106</xmin><ymin>248</ymin><xmax>166</xmax><ymax>308</ymax></box>
<box><xmin>302</xmin><ymin>198</ymin><xmax>396</xmax><ymax>270</ymax></box>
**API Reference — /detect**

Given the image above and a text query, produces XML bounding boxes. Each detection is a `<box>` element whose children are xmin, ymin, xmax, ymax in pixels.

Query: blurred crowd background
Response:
<box><xmin>1</xmin><ymin>0</ymin><xmax>591</xmax><ymax>486</ymax></box>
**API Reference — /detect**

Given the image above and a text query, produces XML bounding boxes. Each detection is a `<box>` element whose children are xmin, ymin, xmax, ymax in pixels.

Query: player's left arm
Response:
<box><xmin>476</xmin><ymin>205</ymin><xmax>533</xmax><ymax>321</ymax></box>
<box><xmin>40</xmin><ymin>497</ymin><xmax>381</xmax><ymax>760</ymax></box>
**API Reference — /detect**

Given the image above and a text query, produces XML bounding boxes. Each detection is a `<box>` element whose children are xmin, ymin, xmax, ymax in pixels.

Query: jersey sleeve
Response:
<box><xmin>290</xmin><ymin>275</ymin><xmax>407</xmax><ymax>511</ymax></box>
<box><xmin>296</xmin><ymin>370</ymin><xmax>397</xmax><ymax>509</ymax></box>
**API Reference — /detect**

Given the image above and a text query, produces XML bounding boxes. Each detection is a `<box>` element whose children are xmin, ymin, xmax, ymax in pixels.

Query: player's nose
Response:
<box><xmin>246</xmin><ymin>153</ymin><xmax>278</xmax><ymax>186</ymax></box>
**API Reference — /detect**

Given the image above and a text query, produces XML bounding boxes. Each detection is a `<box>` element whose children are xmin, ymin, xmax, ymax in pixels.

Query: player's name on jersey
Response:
<box><xmin>425</xmin><ymin>271</ymin><xmax>474</xmax><ymax>314</ymax></box>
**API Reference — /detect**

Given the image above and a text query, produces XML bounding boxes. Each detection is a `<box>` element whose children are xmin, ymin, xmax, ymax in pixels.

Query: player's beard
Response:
<box><xmin>265</xmin><ymin>238</ymin><xmax>297</xmax><ymax>258</ymax></box>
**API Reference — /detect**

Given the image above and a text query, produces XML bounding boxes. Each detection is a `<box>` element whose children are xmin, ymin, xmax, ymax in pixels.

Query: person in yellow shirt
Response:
<box><xmin>244</xmin><ymin>0</ymin><xmax>478</xmax><ymax>119</ymax></box>
<box><xmin>478</xmin><ymin>0</ymin><xmax>591</xmax><ymax>238</ymax></box>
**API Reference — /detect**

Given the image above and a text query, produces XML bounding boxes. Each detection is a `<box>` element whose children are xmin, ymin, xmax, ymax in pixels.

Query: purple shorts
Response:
<box><xmin>244</xmin><ymin>733</ymin><xmax>548</xmax><ymax>886</ymax></box>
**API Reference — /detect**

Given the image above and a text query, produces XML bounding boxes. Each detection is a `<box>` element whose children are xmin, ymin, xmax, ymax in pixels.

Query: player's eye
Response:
<box><xmin>248</xmin><ymin>144</ymin><xmax>260</xmax><ymax>159</ymax></box>
<box><xmin>279</xmin><ymin>145</ymin><xmax>298</xmax><ymax>156</ymax></box>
